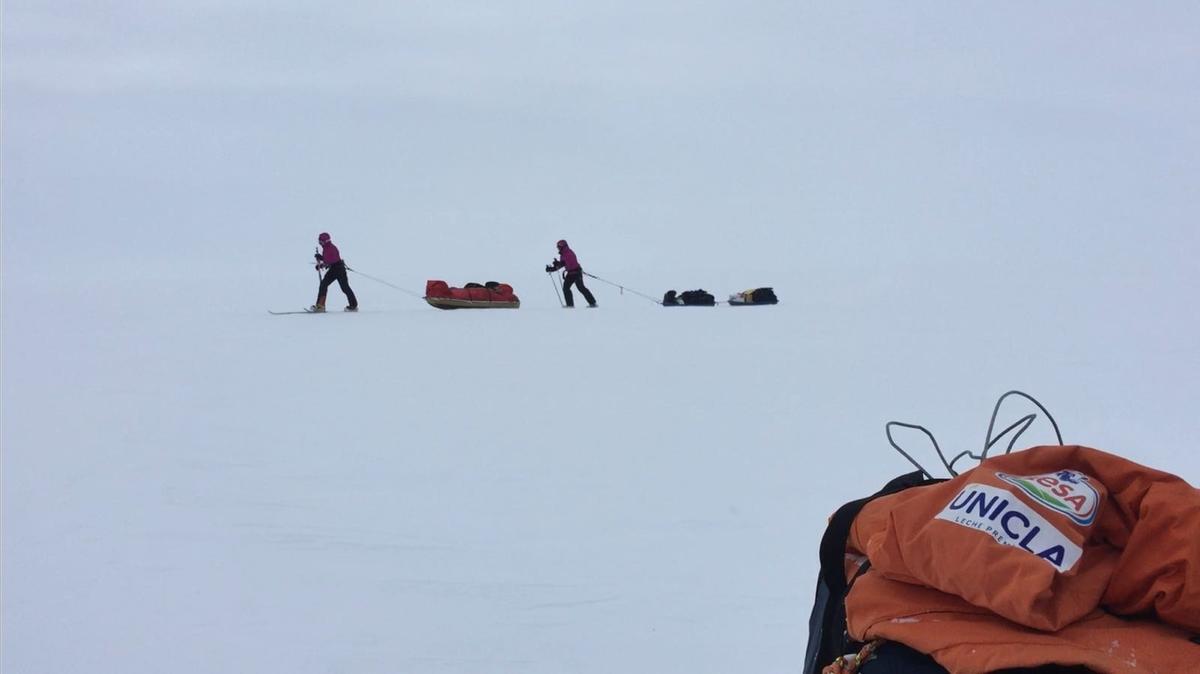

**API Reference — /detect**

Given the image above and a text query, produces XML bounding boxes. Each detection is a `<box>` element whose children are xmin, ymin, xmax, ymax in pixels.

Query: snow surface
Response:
<box><xmin>3</xmin><ymin>269</ymin><xmax>1197</xmax><ymax>673</ymax></box>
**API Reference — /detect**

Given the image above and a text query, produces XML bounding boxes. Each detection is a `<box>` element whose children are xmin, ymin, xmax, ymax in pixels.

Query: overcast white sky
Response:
<box><xmin>5</xmin><ymin>1</ymin><xmax>1197</xmax><ymax>293</ymax></box>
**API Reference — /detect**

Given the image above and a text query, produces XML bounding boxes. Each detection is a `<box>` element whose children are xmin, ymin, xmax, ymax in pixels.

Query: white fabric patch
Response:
<box><xmin>936</xmin><ymin>483</ymin><xmax>1083</xmax><ymax>572</ymax></box>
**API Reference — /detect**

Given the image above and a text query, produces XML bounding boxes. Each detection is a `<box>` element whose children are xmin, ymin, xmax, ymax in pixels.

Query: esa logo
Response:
<box><xmin>996</xmin><ymin>470</ymin><xmax>1100</xmax><ymax>526</ymax></box>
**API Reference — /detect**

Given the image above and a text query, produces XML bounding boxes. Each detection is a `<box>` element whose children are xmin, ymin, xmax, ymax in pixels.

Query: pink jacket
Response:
<box><xmin>556</xmin><ymin>246</ymin><xmax>581</xmax><ymax>272</ymax></box>
<box><xmin>319</xmin><ymin>240</ymin><xmax>342</xmax><ymax>266</ymax></box>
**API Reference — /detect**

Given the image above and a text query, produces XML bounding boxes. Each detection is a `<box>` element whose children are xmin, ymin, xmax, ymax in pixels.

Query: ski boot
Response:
<box><xmin>308</xmin><ymin>304</ymin><xmax>326</xmax><ymax>313</ymax></box>
<box><xmin>344</xmin><ymin>306</ymin><xmax>359</xmax><ymax>312</ymax></box>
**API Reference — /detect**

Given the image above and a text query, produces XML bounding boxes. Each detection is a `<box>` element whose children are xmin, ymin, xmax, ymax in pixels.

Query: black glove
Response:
<box><xmin>314</xmin><ymin>253</ymin><xmax>324</xmax><ymax>262</ymax></box>
<box><xmin>545</xmin><ymin>264</ymin><xmax>555</xmax><ymax>273</ymax></box>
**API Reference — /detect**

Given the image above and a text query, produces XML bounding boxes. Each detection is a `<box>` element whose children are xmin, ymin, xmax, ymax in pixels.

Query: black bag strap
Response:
<box><xmin>819</xmin><ymin>470</ymin><xmax>938</xmax><ymax>596</ymax></box>
<box><xmin>804</xmin><ymin>470</ymin><xmax>943</xmax><ymax>674</ymax></box>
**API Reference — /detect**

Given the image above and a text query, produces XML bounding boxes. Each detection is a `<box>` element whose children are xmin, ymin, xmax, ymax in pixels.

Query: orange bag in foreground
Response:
<box><xmin>838</xmin><ymin>446</ymin><xmax>1200</xmax><ymax>673</ymax></box>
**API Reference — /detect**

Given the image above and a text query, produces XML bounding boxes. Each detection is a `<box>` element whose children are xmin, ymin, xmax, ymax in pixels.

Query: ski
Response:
<box><xmin>268</xmin><ymin>308</ymin><xmax>360</xmax><ymax>315</ymax></box>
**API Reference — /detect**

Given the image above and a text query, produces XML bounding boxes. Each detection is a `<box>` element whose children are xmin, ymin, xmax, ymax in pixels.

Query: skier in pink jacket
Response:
<box><xmin>311</xmin><ymin>232</ymin><xmax>358</xmax><ymax>312</ymax></box>
<box><xmin>545</xmin><ymin>239</ymin><xmax>597</xmax><ymax>308</ymax></box>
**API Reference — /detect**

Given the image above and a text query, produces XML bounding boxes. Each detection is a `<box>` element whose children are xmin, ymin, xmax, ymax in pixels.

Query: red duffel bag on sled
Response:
<box><xmin>425</xmin><ymin>281</ymin><xmax>520</xmax><ymax>309</ymax></box>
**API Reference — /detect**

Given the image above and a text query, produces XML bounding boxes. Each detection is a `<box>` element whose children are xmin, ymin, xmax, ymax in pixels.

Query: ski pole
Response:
<box><xmin>548</xmin><ymin>271</ymin><xmax>565</xmax><ymax>307</ymax></box>
<box><xmin>313</xmin><ymin>247</ymin><xmax>326</xmax><ymax>290</ymax></box>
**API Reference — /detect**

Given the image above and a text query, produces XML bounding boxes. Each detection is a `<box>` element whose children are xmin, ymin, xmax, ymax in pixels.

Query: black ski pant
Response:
<box><xmin>562</xmin><ymin>270</ymin><xmax>596</xmax><ymax>307</ymax></box>
<box><xmin>318</xmin><ymin>261</ymin><xmax>358</xmax><ymax>308</ymax></box>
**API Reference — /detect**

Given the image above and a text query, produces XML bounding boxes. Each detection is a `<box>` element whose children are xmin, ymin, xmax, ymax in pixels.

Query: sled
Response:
<box><xmin>662</xmin><ymin>289</ymin><xmax>716</xmax><ymax>306</ymax></box>
<box><xmin>728</xmin><ymin>287</ymin><xmax>778</xmax><ymax>306</ymax></box>
<box><xmin>424</xmin><ymin>280</ymin><xmax>520</xmax><ymax>310</ymax></box>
